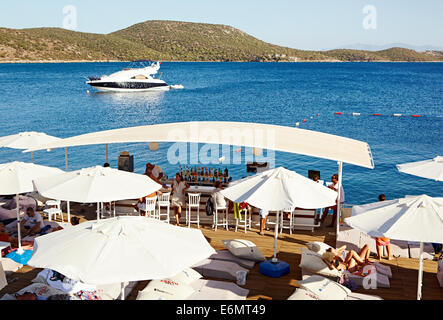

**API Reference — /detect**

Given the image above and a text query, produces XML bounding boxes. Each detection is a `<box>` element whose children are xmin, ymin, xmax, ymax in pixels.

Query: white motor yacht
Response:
<box><xmin>86</xmin><ymin>60</ymin><xmax>169</xmax><ymax>92</ymax></box>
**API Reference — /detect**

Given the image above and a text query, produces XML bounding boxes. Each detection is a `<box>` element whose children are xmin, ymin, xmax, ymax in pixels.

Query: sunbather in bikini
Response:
<box><xmin>322</xmin><ymin>244</ymin><xmax>371</xmax><ymax>273</ymax></box>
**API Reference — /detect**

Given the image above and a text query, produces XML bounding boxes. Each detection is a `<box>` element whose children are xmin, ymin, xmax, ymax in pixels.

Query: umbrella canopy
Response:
<box><xmin>0</xmin><ymin>132</ymin><xmax>61</xmax><ymax>150</ymax></box>
<box><xmin>221</xmin><ymin>167</ymin><xmax>338</xmax><ymax>211</ymax></box>
<box><xmin>0</xmin><ymin>161</ymin><xmax>64</xmax><ymax>195</ymax></box>
<box><xmin>345</xmin><ymin>194</ymin><xmax>443</xmax><ymax>300</ymax></box>
<box><xmin>346</xmin><ymin>195</ymin><xmax>443</xmax><ymax>243</ymax></box>
<box><xmin>28</xmin><ymin>216</ymin><xmax>216</xmax><ymax>285</ymax></box>
<box><xmin>33</xmin><ymin>166</ymin><xmax>162</xmax><ymax>203</ymax></box>
<box><xmin>0</xmin><ymin>161</ymin><xmax>64</xmax><ymax>253</ymax></box>
<box><xmin>397</xmin><ymin>156</ymin><xmax>443</xmax><ymax>181</ymax></box>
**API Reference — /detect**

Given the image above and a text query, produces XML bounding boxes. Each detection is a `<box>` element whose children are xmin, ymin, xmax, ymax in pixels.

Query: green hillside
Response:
<box><xmin>0</xmin><ymin>21</ymin><xmax>441</xmax><ymax>62</ymax></box>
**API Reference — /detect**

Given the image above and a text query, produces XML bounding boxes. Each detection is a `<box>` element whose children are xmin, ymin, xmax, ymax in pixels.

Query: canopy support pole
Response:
<box><xmin>336</xmin><ymin>161</ymin><xmax>343</xmax><ymax>236</ymax></box>
<box><xmin>417</xmin><ymin>242</ymin><xmax>424</xmax><ymax>300</ymax></box>
<box><xmin>64</xmin><ymin>147</ymin><xmax>68</xmax><ymax>172</ymax></box>
<box><xmin>16</xmin><ymin>194</ymin><xmax>24</xmax><ymax>255</ymax></box>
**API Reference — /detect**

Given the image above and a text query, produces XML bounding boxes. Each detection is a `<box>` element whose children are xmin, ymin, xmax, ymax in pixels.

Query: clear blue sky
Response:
<box><xmin>1</xmin><ymin>0</ymin><xmax>442</xmax><ymax>50</ymax></box>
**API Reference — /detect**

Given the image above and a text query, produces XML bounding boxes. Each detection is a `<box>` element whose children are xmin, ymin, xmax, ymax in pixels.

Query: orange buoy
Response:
<box><xmin>317</xmin><ymin>113</ymin><xmax>320</xmax><ymax>116</ymax></box>
<box><xmin>334</xmin><ymin>112</ymin><xmax>342</xmax><ymax>115</ymax></box>
<box><xmin>373</xmin><ymin>113</ymin><xmax>381</xmax><ymax>116</ymax></box>
<box><xmin>303</xmin><ymin>119</ymin><xmax>307</xmax><ymax>123</ymax></box>
<box><xmin>411</xmin><ymin>115</ymin><xmax>421</xmax><ymax>117</ymax></box>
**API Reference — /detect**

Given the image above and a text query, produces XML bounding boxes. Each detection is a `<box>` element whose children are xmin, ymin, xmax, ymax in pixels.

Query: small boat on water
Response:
<box><xmin>86</xmin><ymin>60</ymin><xmax>170</xmax><ymax>92</ymax></box>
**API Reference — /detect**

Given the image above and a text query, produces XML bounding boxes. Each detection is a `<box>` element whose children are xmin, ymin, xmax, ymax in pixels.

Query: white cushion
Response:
<box><xmin>136</xmin><ymin>279</ymin><xmax>194</xmax><ymax>300</ymax></box>
<box><xmin>298</xmin><ymin>275</ymin><xmax>351</xmax><ymax>300</ymax></box>
<box><xmin>222</xmin><ymin>239</ymin><xmax>266</xmax><ymax>262</ymax></box>
<box><xmin>287</xmin><ymin>288</ymin><xmax>320</xmax><ymax>300</ymax></box>
<box><xmin>306</xmin><ymin>242</ymin><xmax>333</xmax><ymax>255</ymax></box>
<box><xmin>299</xmin><ymin>248</ymin><xmax>341</xmax><ymax>278</ymax></box>
<box><xmin>169</xmin><ymin>268</ymin><xmax>202</xmax><ymax>285</ymax></box>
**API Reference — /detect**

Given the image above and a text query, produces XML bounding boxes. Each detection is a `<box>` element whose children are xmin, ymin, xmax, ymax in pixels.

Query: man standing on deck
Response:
<box><xmin>320</xmin><ymin>174</ymin><xmax>344</xmax><ymax>227</ymax></box>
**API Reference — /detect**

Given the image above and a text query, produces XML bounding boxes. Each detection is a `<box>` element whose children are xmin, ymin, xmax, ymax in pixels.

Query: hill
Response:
<box><xmin>0</xmin><ymin>21</ymin><xmax>441</xmax><ymax>62</ymax></box>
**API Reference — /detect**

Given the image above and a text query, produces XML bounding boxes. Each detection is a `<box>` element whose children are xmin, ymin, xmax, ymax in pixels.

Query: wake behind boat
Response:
<box><xmin>86</xmin><ymin>60</ymin><xmax>170</xmax><ymax>92</ymax></box>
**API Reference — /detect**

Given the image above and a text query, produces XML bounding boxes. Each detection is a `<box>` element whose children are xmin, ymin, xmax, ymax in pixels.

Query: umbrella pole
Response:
<box><xmin>121</xmin><ymin>282</ymin><xmax>125</xmax><ymax>300</ymax></box>
<box><xmin>336</xmin><ymin>161</ymin><xmax>343</xmax><ymax>236</ymax></box>
<box><xmin>417</xmin><ymin>242</ymin><xmax>424</xmax><ymax>300</ymax></box>
<box><xmin>16</xmin><ymin>194</ymin><xmax>23</xmax><ymax>254</ymax></box>
<box><xmin>272</xmin><ymin>211</ymin><xmax>279</xmax><ymax>262</ymax></box>
<box><xmin>67</xmin><ymin>201</ymin><xmax>71</xmax><ymax>224</ymax></box>
<box><xmin>64</xmin><ymin>147</ymin><xmax>68</xmax><ymax>172</ymax></box>
<box><xmin>31</xmin><ymin>151</ymin><xmax>33</xmax><ymax>163</ymax></box>
<box><xmin>97</xmin><ymin>203</ymin><xmax>100</xmax><ymax>220</ymax></box>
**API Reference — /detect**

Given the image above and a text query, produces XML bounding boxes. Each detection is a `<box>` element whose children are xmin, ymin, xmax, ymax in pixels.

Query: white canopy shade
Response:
<box><xmin>33</xmin><ymin>166</ymin><xmax>161</xmax><ymax>203</ymax></box>
<box><xmin>28</xmin><ymin>216</ymin><xmax>216</xmax><ymax>285</ymax></box>
<box><xmin>397</xmin><ymin>156</ymin><xmax>443</xmax><ymax>181</ymax></box>
<box><xmin>221</xmin><ymin>167</ymin><xmax>338</xmax><ymax>211</ymax></box>
<box><xmin>0</xmin><ymin>131</ymin><xmax>61</xmax><ymax>150</ymax></box>
<box><xmin>0</xmin><ymin>161</ymin><xmax>64</xmax><ymax>253</ymax></box>
<box><xmin>346</xmin><ymin>195</ymin><xmax>443</xmax><ymax>243</ymax></box>
<box><xmin>345</xmin><ymin>194</ymin><xmax>443</xmax><ymax>300</ymax></box>
<box><xmin>23</xmin><ymin>121</ymin><xmax>375</xmax><ymax>169</ymax></box>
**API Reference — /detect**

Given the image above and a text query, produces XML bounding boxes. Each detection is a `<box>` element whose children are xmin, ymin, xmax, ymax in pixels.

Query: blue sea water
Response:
<box><xmin>0</xmin><ymin>62</ymin><xmax>442</xmax><ymax>205</ymax></box>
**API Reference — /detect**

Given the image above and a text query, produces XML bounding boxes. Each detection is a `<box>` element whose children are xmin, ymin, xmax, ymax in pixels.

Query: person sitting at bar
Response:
<box><xmin>320</xmin><ymin>174</ymin><xmax>345</xmax><ymax>227</ymax></box>
<box><xmin>171</xmin><ymin>173</ymin><xmax>189</xmax><ymax>226</ymax></box>
<box><xmin>322</xmin><ymin>244</ymin><xmax>371</xmax><ymax>272</ymax></box>
<box><xmin>145</xmin><ymin>163</ymin><xmax>163</xmax><ymax>181</ymax></box>
<box><xmin>375</xmin><ymin>194</ymin><xmax>392</xmax><ymax>260</ymax></box>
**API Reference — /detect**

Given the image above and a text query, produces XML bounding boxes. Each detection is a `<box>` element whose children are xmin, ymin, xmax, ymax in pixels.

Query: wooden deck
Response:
<box><xmin>1</xmin><ymin>207</ymin><xmax>442</xmax><ymax>300</ymax></box>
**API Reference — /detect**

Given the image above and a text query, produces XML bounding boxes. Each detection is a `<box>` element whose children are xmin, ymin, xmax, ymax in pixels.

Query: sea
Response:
<box><xmin>0</xmin><ymin>62</ymin><xmax>442</xmax><ymax>205</ymax></box>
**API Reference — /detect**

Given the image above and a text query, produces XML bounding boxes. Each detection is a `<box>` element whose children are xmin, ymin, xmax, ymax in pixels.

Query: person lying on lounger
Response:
<box><xmin>322</xmin><ymin>244</ymin><xmax>371</xmax><ymax>273</ymax></box>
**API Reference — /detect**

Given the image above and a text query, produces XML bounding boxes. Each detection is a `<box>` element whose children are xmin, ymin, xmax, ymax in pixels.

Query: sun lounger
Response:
<box><xmin>209</xmin><ymin>250</ymin><xmax>256</xmax><ymax>269</ymax></box>
<box><xmin>345</xmin><ymin>271</ymin><xmax>390</xmax><ymax>288</ymax></box>
<box><xmin>389</xmin><ymin>240</ymin><xmax>410</xmax><ymax>258</ymax></box>
<box><xmin>0</xmin><ymin>261</ymin><xmax>7</xmax><ymax>291</ymax></box>
<box><xmin>0</xmin><ymin>257</ymin><xmax>22</xmax><ymax>274</ymax></box>
<box><xmin>0</xmin><ymin>282</ymin><xmax>67</xmax><ymax>300</ymax></box>
<box><xmin>345</xmin><ymin>292</ymin><xmax>383</xmax><ymax>300</ymax></box>
<box><xmin>188</xmin><ymin>279</ymin><xmax>249</xmax><ymax>300</ymax></box>
<box><xmin>192</xmin><ymin>259</ymin><xmax>249</xmax><ymax>281</ymax></box>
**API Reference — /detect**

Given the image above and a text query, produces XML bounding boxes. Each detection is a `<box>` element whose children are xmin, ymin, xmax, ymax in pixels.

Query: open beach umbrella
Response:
<box><xmin>396</xmin><ymin>156</ymin><xmax>443</xmax><ymax>182</ymax></box>
<box><xmin>0</xmin><ymin>161</ymin><xmax>64</xmax><ymax>253</ymax></box>
<box><xmin>33</xmin><ymin>166</ymin><xmax>162</xmax><ymax>220</ymax></box>
<box><xmin>345</xmin><ymin>195</ymin><xmax>443</xmax><ymax>300</ymax></box>
<box><xmin>221</xmin><ymin>167</ymin><xmax>337</xmax><ymax>274</ymax></box>
<box><xmin>0</xmin><ymin>132</ymin><xmax>62</xmax><ymax>163</ymax></box>
<box><xmin>28</xmin><ymin>216</ymin><xmax>216</xmax><ymax>299</ymax></box>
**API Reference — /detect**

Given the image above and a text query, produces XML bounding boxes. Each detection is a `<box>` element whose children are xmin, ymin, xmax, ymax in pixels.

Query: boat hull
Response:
<box><xmin>87</xmin><ymin>81</ymin><xmax>170</xmax><ymax>92</ymax></box>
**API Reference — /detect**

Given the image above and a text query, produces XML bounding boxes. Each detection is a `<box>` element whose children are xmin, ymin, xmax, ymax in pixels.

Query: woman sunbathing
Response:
<box><xmin>322</xmin><ymin>244</ymin><xmax>371</xmax><ymax>273</ymax></box>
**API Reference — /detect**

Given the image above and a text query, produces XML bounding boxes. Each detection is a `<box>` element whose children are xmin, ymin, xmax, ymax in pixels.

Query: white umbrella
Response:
<box><xmin>28</xmin><ymin>216</ymin><xmax>216</xmax><ymax>298</ymax></box>
<box><xmin>0</xmin><ymin>132</ymin><xmax>62</xmax><ymax>162</ymax></box>
<box><xmin>221</xmin><ymin>167</ymin><xmax>338</xmax><ymax>211</ymax></box>
<box><xmin>0</xmin><ymin>161</ymin><xmax>64</xmax><ymax>253</ymax></box>
<box><xmin>221</xmin><ymin>167</ymin><xmax>337</xmax><ymax>263</ymax></box>
<box><xmin>345</xmin><ymin>195</ymin><xmax>443</xmax><ymax>300</ymax></box>
<box><xmin>397</xmin><ymin>156</ymin><xmax>443</xmax><ymax>181</ymax></box>
<box><xmin>33</xmin><ymin>166</ymin><xmax>162</xmax><ymax>220</ymax></box>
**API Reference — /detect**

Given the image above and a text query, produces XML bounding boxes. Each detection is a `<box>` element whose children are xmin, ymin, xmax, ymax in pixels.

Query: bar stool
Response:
<box><xmin>44</xmin><ymin>200</ymin><xmax>63</xmax><ymax>222</ymax></box>
<box><xmin>213</xmin><ymin>201</ymin><xmax>228</xmax><ymax>231</ymax></box>
<box><xmin>186</xmin><ymin>193</ymin><xmax>201</xmax><ymax>228</ymax></box>
<box><xmin>280</xmin><ymin>207</ymin><xmax>295</xmax><ymax>235</ymax></box>
<box><xmin>157</xmin><ymin>192</ymin><xmax>171</xmax><ymax>223</ymax></box>
<box><xmin>235</xmin><ymin>207</ymin><xmax>251</xmax><ymax>233</ymax></box>
<box><xmin>139</xmin><ymin>197</ymin><xmax>157</xmax><ymax>218</ymax></box>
